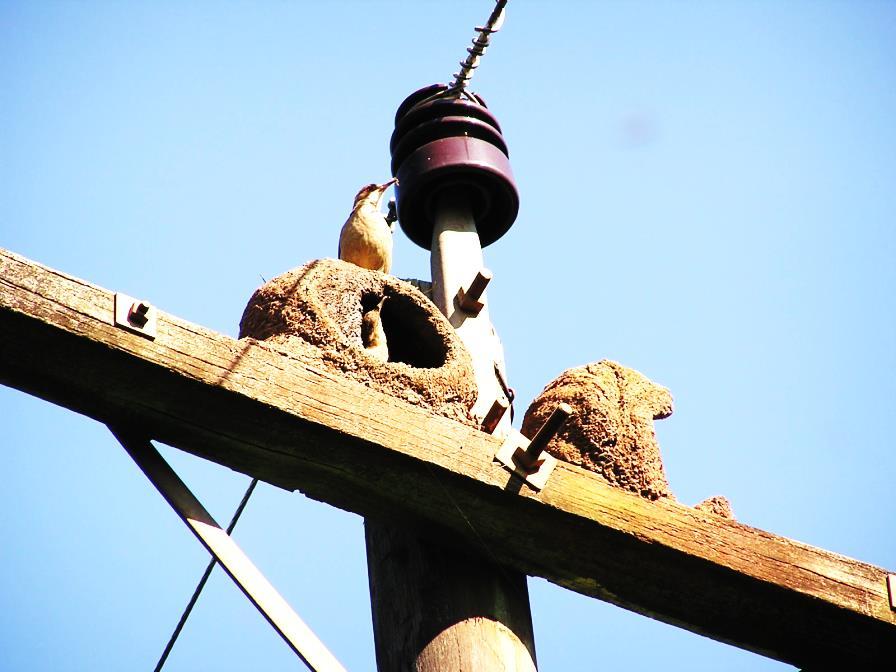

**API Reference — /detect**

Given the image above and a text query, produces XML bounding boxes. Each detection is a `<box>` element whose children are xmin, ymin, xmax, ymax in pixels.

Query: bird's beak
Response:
<box><xmin>373</xmin><ymin>178</ymin><xmax>398</xmax><ymax>207</ymax></box>
<box><xmin>378</xmin><ymin>177</ymin><xmax>398</xmax><ymax>193</ymax></box>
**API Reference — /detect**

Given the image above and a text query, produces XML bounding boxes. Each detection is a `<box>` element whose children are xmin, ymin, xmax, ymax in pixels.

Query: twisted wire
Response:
<box><xmin>446</xmin><ymin>0</ymin><xmax>509</xmax><ymax>98</ymax></box>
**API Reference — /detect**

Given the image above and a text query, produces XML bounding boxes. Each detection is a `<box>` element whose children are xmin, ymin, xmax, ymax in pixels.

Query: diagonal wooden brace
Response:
<box><xmin>108</xmin><ymin>425</ymin><xmax>347</xmax><ymax>672</ymax></box>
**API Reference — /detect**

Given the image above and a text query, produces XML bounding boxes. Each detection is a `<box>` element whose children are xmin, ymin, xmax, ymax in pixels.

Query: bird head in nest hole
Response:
<box><xmin>361</xmin><ymin>295</ymin><xmax>389</xmax><ymax>362</ymax></box>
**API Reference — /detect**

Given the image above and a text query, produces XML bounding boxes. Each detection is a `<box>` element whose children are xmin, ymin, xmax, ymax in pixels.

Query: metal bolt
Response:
<box><xmin>515</xmin><ymin>403</ymin><xmax>573</xmax><ymax>473</ymax></box>
<box><xmin>481</xmin><ymin>397</ymin><xmax>509</xmax><ymax>434</ymax></box>
<box><xmin>129</xmin><ymin>301</ymin><xmax>151</xmax><ymax>327</ymax></box>
<box><xmin>457</xmin><ymin>268</ymin><xmax>493</xmax><ymax>315</ymax></box>
<box><xmin>466</xmin><ymin>268</ymin><xmax>492</xmax><ymax>304</ymax></box>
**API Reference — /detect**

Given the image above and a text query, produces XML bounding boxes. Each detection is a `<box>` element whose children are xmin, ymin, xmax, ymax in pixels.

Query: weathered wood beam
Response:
<box><xmin>1</xmin><ymin>247</ymin><xmax>894</xmax><ymax>667</ymax></box>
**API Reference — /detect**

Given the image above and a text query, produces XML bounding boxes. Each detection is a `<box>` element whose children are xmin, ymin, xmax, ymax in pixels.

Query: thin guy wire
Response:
<box><xmin>154</xmin><ymin>477</ymin><xmax>259</xmax><ymax>672</ymax></box>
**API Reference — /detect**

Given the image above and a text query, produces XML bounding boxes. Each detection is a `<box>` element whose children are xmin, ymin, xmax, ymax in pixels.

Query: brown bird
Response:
<box><xmin>338</xmin><ymin>178</ymin><xmax>398</xmax><ymax>273</ymax></box>
<box><xmin>361</xmin><ymin>296</ymin><xmax>389</xmax><ymax>362</ymax></box>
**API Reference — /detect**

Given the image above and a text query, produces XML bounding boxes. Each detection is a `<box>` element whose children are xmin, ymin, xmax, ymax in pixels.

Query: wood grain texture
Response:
<box><xmin>1</xmin><ymin>247</ymin><xmax>894</xmax><ymax>667</ymax></box>
<box><xmin>364</xmin><ymin>520</ymin><xmax>537</xmax><ymax>672</ymax></box>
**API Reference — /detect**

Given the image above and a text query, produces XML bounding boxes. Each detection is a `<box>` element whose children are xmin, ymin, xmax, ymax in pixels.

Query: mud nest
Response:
<box><xmin>522</xmin><ymin>360</ymin><xmax>674</xmax><ymax>500</ymax></box>
<box><xmin>238</xmin><ymin>258</ymin><xmax>477</xmax><ymax>426</ymax></box>
<box><xmin>522</xmin><ymin>360</ymin><xmax>733</xmax><ymax>517</ymax></box>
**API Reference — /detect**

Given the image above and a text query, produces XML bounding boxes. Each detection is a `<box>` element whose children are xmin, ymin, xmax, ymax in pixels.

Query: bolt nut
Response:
<box><xmin>129</xmin><ymin>301</ymin><xmax>151</xmax><ymax>327</ymax></box>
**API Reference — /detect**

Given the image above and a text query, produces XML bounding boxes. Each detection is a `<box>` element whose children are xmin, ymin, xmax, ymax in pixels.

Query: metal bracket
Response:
<box><xmin>456</xmin><ymin>286</ymin><xmax>484</xmax><ymax>315</ymax></box>
<box><xmin>494</xmin><ymin>403</ymin><xmax>571</xmax><ymax>491</ymax></box>
<box><xmin>114</xmin><ymin>292</ymin><xmax>157</xmax><ymax>339</ymax></box>
<box><xmin>494</xmin><ymin>429</ymin><xmax>558</xmax><ymax>492</ymax></box>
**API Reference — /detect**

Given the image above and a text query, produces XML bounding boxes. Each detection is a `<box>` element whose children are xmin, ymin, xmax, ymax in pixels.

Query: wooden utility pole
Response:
<box><xmin>364</xmin><ymin>9</ymin><xmax>547</xmax><ymax>662</ymax></box>
<box><xmin>365</xmin><ymin>188</ymin><xmax>536</xmax><ymax>671</ymax></box>
<box><xmin>364</xmin><ymin>1</ymin><xmax>540</xmax><ymax>651</ymax></box>
<box><xmin>2</xmin><ymin>247</ymin><xmax>895</xmax><ymax>668</ymax></box>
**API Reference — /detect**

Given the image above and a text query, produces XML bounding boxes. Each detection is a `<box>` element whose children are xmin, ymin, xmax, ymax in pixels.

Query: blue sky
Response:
<box><xmin>2</xmin><ymin>1</ymin><xmax>895</xmax><ymax>670</ymax></box>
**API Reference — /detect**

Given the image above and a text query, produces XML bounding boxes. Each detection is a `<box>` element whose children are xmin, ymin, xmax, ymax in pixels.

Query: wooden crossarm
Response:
<box><xmin>1</xmin><ymin>247</ymin><xmax>894</xmax><ymax>667</ymax></box>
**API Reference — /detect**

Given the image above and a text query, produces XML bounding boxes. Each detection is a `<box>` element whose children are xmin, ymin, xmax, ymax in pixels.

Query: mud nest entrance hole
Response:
<box><xmin>371</xmin><ymin>292</ymin><xmax>446</xmax><ymax>369</ymax></box>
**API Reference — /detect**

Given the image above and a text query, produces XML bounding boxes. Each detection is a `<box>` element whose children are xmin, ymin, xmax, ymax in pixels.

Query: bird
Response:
<box><xmin>338</xmin><ymin>178</ymin><xmax>398</xmax><ymax>273</ymax></box>
<box><xmin>361</xmin><ymin>296</ymin><xmax>389</xmax><ymax>362</ymax></box>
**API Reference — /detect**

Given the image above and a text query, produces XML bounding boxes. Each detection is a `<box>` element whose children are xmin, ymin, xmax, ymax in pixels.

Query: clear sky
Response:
<box><xmin>2</xmin><ymin>1</ymin><xmax>895</xmax><ymax>670</ymax></box>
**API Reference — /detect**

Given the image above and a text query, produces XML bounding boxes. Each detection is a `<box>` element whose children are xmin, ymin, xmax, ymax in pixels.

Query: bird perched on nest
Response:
<box><xmin>339</xmin><ymin>178</ymin><xmax>398</xmax><ymax>273</ymax></box>
<box><xmin>361</xmin><ymin>296</ymin><xmax>389</xmax><ymax>362</ymax></box>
